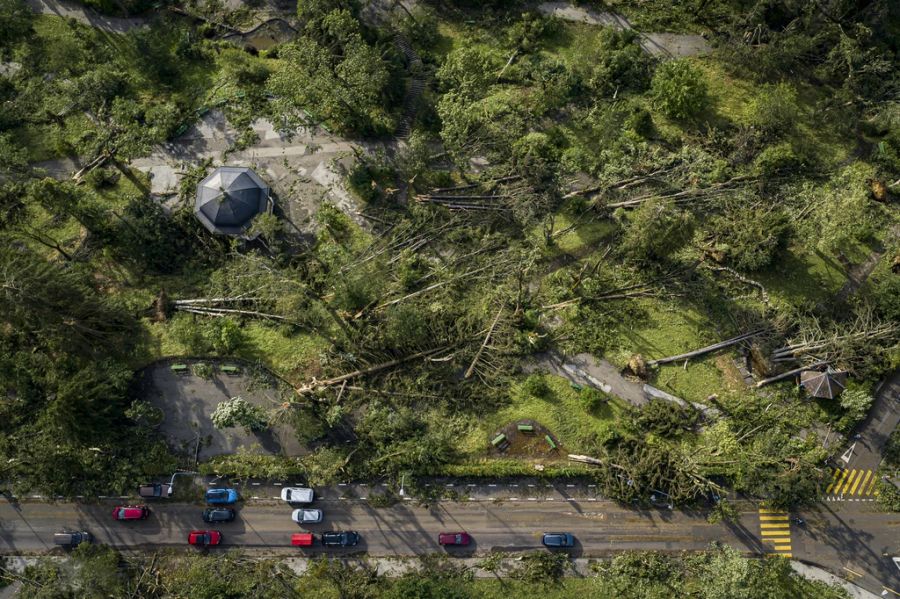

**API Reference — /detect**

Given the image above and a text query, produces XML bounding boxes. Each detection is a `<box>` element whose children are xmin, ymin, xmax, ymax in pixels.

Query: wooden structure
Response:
<box><xmin>800</xmin><ymin>368</ymin><xmax>848</xmax><ymax>399</ymax></box>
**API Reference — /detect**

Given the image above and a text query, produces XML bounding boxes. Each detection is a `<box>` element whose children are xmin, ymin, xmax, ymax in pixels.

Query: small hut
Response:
<box><xmin>799</xmin><ymin>368</ymin><xmax>848</xmax><ymax>400</ymax></box>
<box><xmin>194</xmin><ymin>166</ymin><xmax>272</xmax><ymax>239</ymax></box>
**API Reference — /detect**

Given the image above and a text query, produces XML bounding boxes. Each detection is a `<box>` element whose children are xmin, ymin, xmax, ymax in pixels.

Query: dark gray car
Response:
<box><xmin>321</xmin><ymin>531</ymin><xmax>360</xmax><ymax>547</ymax></box>
<box><xmin>202</xmin><ymin>507</ymin><xmax>236</xmax><ymax>523</ymax></box>
<box><xmin>53</xmin><ymin>531</ymin><xmax>92</xmax><ymax>548</ymax></box>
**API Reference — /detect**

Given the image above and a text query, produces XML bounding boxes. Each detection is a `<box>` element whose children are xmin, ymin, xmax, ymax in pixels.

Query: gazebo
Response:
<box><xmin>194</xmin><ymin>166</ymin><xmax>271</xmax><ymax>239</ymax></box>
<box><xmin>799</xmin><ymin>368</ymin><xmax>848</xmax><ymax>400</ymax></box>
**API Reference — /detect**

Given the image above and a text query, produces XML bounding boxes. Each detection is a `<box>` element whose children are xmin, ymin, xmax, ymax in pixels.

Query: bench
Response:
<box><xmin>545</xmin><ymin>435</ymin><xmax>557</xmax><ymax>450</ymax></box>
<box><xmin>491</xmin><ymin>434</ymin><xmax>507</xmax><ymax>447</ymax></box>
<box><xmin>170</xmin><ymin>364</ymin><xmax>188</xmax><ymax>373</ymax></box>
<box><xmin>220</xmin><ymin>365</ymin><xmax>241</xmax><ymax>375</ymax></box>
<box><xmin>517</xmin><ymin>424</ymin><xmax>534</xmax><ymax>433</ymax></box>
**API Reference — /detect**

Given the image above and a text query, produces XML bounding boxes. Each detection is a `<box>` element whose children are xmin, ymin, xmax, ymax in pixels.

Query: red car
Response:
<box><xmin>438</xmin><ymin>532</ymin><xmax>471</xmax><ymax>546</ymax></box>
<box><xmin>188</xmin><ymin>530</ymin><xmax>222</xmax><ymax>546</ymax></box>
<box><xmin>112</xmin><ymin>505</ymin><xmax>150</xmax><ymax>521</ymax></box>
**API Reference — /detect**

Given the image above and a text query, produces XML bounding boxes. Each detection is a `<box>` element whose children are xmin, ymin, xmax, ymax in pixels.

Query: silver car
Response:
<box><xmin>292</xmin><ymin>508</ymin><xmax>323</xmax><ymax>524</ymax></box>
<box><xmin>281</xmin><ymin>487</ymin><xmax>314</xmax><ymax>504</ymax></box>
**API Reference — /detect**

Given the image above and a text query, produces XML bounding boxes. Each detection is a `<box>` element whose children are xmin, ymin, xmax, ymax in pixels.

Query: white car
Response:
<box><xmin>281</xmin><ymin>487</ymin><xmax>314</xmax><ymax>504</ymax></box>
<box><xmin>292</xmin><ymin>508</ymin><xmax>323</xmax><ymax>524</ymax></box>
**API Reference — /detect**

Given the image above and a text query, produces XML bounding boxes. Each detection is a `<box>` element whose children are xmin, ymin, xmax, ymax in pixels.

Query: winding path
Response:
<box><xmin>537</xmin><ymin>2</ymin><xmax>711</xmax><ymax>58</ymax></box>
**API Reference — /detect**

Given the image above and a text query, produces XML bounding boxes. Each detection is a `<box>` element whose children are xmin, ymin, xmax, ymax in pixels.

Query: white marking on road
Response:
<box><xmin>588</xmin><ymin>485</ymin><xmax>596</xmax><ymax>487</ymax></box>
<box><xmin>566</xmin><ymin>484</ymin><xmax>575</xmax><ymax>488</ymax></box>
<box><xmin>338</xmin><ymin>483</ymin><xmax>347</xmax><ymax>486</ymax></box>
<box><xmin>272</xmin><ymin>497</ymin><xmax>279</xmax><ymax>499</ymax></box>
<box><xmin>360</xmin><ymin>483</ymin><xmax>367</xmax><ymax>486</ymax></box>
<box><xmin>469</xmin><ymin>497</ymin><xmax>477</xmax><ymax>501</ymax></box>
<box><xmin>528</xmin><ymin>498</ymin><xmax>537</xmax><ymax>501</ymax></box>
<box><xmin>98</xmin><ymin>496</ymin><xmax>106</xmax><ymax>499</ymax></box>
<box><xmin>274</xmin><ymin>483</ymin><xmax>282</xmax><ymax>486</ymax></box>
<box><xmin>510</xmin><ymin>498</ymin><xmax>519</xmax><ymax>501</ymax></box>
<box><xmin>252</xmin><ymin>496</ymin><xmax>259</xmax><ymax>499</ymax></box>
<box><xmin>360</xmin><ymin>497</ymin><xmax>367</xmax><ymax>500</ymax></box>
<box><xmin>446</xmin><ymin>484</ymin><xmax>454</xmax><ymax>487</ymax></box>
<box><xmin>588</xmin><ymin>498</ymin><xmax>597</xmax><ymax>501</ymax></box>
<box><xmin>528</xmin><ymin>484</ymin><xmax>535</xmax><ymax>487</ymax></box>
<box><xmin>510</xmin><ymin>484</ymin><xmax>518</xmax><ymax>487</ymax></box>
<box><xmin>252</xmin><ymin>482</ymin><xmax>261</xmax><ymax>486</ymax></box>
<box><xmin>468</xmin><ymin>484</ymin><xmax>477</xmax><ymax>487</ymax></box>
<box><xmin>546</xmin><ymin>498</ymin><xmax>554</xmax><ymax>501</ymax></box>
<box><xmin>489</xmin><ymin>484</ymin><xmax>497</xmax><ymax>487</ymax></box>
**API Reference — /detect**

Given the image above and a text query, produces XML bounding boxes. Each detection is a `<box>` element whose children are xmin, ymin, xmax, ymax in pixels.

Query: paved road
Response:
<box><xmin>1</xmin><ymin>498</ymin><xmax>898</xmax><ymax>594</ymax></box>
<box><xmin>846</xmin><ymin>369</ymin><xmax>900</xmax><ymax>471</ymax></box>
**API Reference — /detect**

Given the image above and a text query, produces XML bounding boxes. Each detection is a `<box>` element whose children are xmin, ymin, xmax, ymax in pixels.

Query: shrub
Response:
<box><xmin>580</xmin><ymin>387</ymin><xmax>609</xmax><ymax>413</ymax></box>
<box><xmin>651</xmin><ymin>59</ymin><xmax>709</xmax><ymax>120</ymax></box>
<box><xmin>884</xmin><ymin>428</ymin><xmax>900</xmax><ymax>467</ymax></box>
<box><xmin>521</xmin><ymin>374</ymin><xmax>552</xmax><ymax>399</ymax></box>
<box><xmin>621</xmin><ymin>199</ymin><xmax>695</xmax><ymax>263</ymax></box>
<box><xmin>192</xmin><ymin>362</ymin><xmax>214</xmax><ymax>378</ymax></box>
<box><xmin>708</xmin><ymin>203</ymin><xmax>790</xmax><ymax>271</ymax></box>
<box><xmin>876</xmin><ymin>479</ymin><xmax>900</xmax><ymax>512</ymax></box>
<box><xmin>836</xmin><ymin>384</ymin><xmax>874</xmax><ymax>434</ymax></box>
<box><xmin>753</xmin><ymin>141</ymin><xmax>806</xmax><ymax>177</ymax></box>
<box><xmin>586</xmin><ymin>28</ymin><xmax>653</xmax><ymax>96</ymax></box>
<box><xmin>631</xmin><ymin>400</ymin><xmax>699</xmax><ymax>438</ymax></box>
<box><xmin>746</xmin><ymin>82</ymin><xmax>799</xmax><ymax>138</ymax></box>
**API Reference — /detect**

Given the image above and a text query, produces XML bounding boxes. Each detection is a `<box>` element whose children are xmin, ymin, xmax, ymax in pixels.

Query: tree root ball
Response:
<box><xmin>626</xmin><ymin>354</ymin><xmax>648</xmax><ymax>379</ymax></box>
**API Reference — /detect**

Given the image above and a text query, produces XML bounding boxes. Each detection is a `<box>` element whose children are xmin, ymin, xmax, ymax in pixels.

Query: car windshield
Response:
<box><xmin>117</xmin><ymin>509</ymin><xmax>127</xmax><ymax>518</ymax></box>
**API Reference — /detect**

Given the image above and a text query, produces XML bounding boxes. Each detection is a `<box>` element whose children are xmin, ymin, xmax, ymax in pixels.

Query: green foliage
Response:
<box><xmin>583</xmin><ymin>28</ymin><xmax>652</xmax><ymax>97</ymax></box>
<box><xmin>512</xmin><ymin>132</ymin><xmax>560</xmax><ymax>185</ymax></box>
<box><xmin>884</xmin><ymin>428</ymin><xmax>900</xmax><ymax>467</ymax></box>
<box><xmin>706</xmin><ymin>498</ymin><xmax>739</xmax><ymax>524</ymax></box>
<box><xmin>0</xmin><ymin>0</ymin><xmax>33</xmax><ymax>55</ymax></box>
<box><xmin>876</xmin><ymin>479</ymin><xmax>900</xmax><ymax>512</ymax></box>
<box><xmin>620</xmin><ymin>199</ymin><xmax>695</xmax><ymax>263</ymax></box>
<box><xmin>210</xmin><ymin>396</ymin><xmax>269</xmax><ymax>432</ymax></box>
<box><xmin>835</xmin><ymin>384</ymin><xmax>874</xmax><ymax>433</ymax></box>
<box><xmin>630</xmin><ymin>401</ymin><xmax>699</xmax><ymax>439</ymax></box>
<box><xmin>511</xmin><ymin>552</ymin><xmax>570</xmax><ymax>586</ymax></box>
<box><xmin>753</xmin><ymin>141</ymin><xmax>806</xmax><ymax>177</ymax></box>
<box><xmin>270</xmin><ymin>6</ymin><xmax>394</xmax><ymax>134</ymax></box>
<box><xmin>707</xmin><ymin>202</ymin><xmax>790</xmax><ymax>271</ymax></box>
<box><xmin>746</xmin><ymin>83</ymin><xmax>799</xmax><ymax>138</ymax></box>
<box><xmin>650</xmin><ymin>59</ymin><xmax>709</xmax><ymax>120</ymax></box>
<box><xmin>580</xmin><ymin>387</ymin><xmax>609</xmax><ymax>413</ymax></box>
<box><xmin>521</xmin><ymin>373</ymin><xmax>551</xmax><ymax>399</ymax></box>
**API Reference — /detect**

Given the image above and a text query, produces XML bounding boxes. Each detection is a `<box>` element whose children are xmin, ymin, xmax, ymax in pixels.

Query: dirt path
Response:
<box><xmin>536</xmin><ymin>2</ymin><xmax>711</xmax><ymax>58</ymax></box>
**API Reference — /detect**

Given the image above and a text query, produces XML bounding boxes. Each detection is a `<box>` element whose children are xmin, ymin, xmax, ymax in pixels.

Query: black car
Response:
<box><xmin>321</xmin><ymin>531</ymin><xmax>360</xmax><ymax>547</ymax></box>
<box><xmin>202</xmin><ymin>507</ymin><xmax>236</xmax><ymax>523</ymax></box>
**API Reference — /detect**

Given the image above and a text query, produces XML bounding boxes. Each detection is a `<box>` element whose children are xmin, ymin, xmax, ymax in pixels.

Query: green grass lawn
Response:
<box><xmin>755</xmin><ymin>243</ymin><xmax>848</xmax><ymax>309</ymax></box>
<box><xmin>459</xmin><ymin>374</ymin><xmax>628</xmax><ymax>456</ymax></box>
<box><xmin>605</xmin><ymin>297</ymin><xmax>730</xmax><ymax>403</ymax></box>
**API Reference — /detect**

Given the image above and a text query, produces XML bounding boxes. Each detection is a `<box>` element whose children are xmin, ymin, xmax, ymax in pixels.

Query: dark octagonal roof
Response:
<box><xmin>194</xmin><ymin>167</ymin><xmax>270</xmax><ymax>237</ymax></box>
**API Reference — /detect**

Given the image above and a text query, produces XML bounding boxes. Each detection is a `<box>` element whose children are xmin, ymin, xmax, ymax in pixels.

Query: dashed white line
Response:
<box><xmin>446</xmin><ymin>484</ymin><xmax>455</xmax><ymax>488</ymax></box>
<box><xmin>338</xmin><ymin>483</ymin><xmax>347</xmax><ymax>486</ymax></box>
<box><xmin>468</xmin><ymin>484</ymin><xmax>477</xmax><ymax>487</ymax></box>
<box><xmin>273</xmin><ymin>483</ymin><xmax>282</xmax><ymax>486</ymax></box>
<box><xmin>566</xmin><ymin>484</ymin><xmax>575</xmax><ymax>488</ymax></box>
<box><xmin>510</xmin><ymin>498</ymin><xmax>519</xmax><ymax>501</ymax></box>
<box><xmin>488</xmin><ymin>484</ymin><xmax>497</xmax><ymax>487</ymax></box>
<box><xmin>360</xmin><ymin>497</ymin><xmax>367</xmax><ymax>500</ymax></box>
<box><xmin>251</xmin><ymin>496</ymin><xmax>260</xmax><ymax>499</ymax></box>
<box><xmin>528</xmin><ymin>498</ymin><xmax>537</xmax><ymax>501</ymax></box>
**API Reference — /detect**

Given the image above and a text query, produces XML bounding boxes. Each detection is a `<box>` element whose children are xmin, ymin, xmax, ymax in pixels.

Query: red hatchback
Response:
<box><xmin>438</xmin><ymin>532</ymin><xmax>471</xmax><ymax>546</ymax></box>
<box><xmin>188</xmin><ymin>530</ymin><xmax>222</xmax><ymax>546</ymax></box>
<box><xmin>112</xmin><ymin>505</ymin><xmax>150</xmax><ymax>521</ymax></box>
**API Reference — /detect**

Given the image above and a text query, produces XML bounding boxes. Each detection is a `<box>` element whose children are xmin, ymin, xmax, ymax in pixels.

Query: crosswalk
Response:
<box><xmin>824</xmin><ymin>468</ymin><xmax>879</xmax><ymax>501</ymax></box>
<box><xmin>758</xmin><ymin>508</ymin><xmax>793</xmax><ymax>558</ymax></box>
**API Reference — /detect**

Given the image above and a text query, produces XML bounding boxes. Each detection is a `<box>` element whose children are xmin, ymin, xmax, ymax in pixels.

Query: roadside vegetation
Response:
<box><xmin>0</xmin><ymin>0</ymin><xmax>897</xmax><ymax>517</ymax></box>
<box><xmin>7</xmin><ymin>545</ymin><xmax>849</xmax><ymax>598</ymax></box>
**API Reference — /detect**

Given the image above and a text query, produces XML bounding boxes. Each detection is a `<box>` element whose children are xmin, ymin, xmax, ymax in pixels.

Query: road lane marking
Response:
<box><xmin>825</xmin><ymin>468</ymin><xmax>842</xmax><ymax>493</ymax></box>
<box><xmin>840</xmin><ymin>470</ymin><xmax>860</xmax><ymax>495</ymax></box>
<box><xmin>759</xmin><ymin>515</ymin><xmax>789</xmax><ymax>521</ymax></box>
<box><xmin>853</xmin><ymin>470</ymin><xmax>872</xmax><ymax>495</ymax></box>
<box><xmin>831</xmin><ymin>469</ymin><xmax>850</xmax><ymax>495</ymax></box>
<box><xmin>865</xmin><ymin>475</ymin><xmax>878</xmax><ymax>496</ymax></box>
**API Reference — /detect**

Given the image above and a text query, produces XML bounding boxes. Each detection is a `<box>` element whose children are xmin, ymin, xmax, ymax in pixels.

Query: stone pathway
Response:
<box><xmin>536</xmin><ymin>2</ymin><xmax>711</xmax><ymax>58</ymax></box>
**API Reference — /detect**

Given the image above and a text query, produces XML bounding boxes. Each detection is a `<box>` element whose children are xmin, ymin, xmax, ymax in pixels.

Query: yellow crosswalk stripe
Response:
<box><xmin>831</xmin><ymin>468</ymin><xmax>850</xmax><ymax>494</ymax></box>
<box><xmin>778</xmin><ymin>553</ymin><xmax>793</xmax><ymax>558</ymax></box>
<box><xmin>761</xmin><ymin>531</ymin><xmax>790</xmax><ymax>537</ymax></box>
<box><xmin>839</xmin><ymin>470</ymin><xmax>859</xmax><ymax>495</ymax></box>
<box><xmin>865</xmin><ymin>474</ymin><xmax>878</xmax><ymax>496</ymax></box>
<box><xmin>826</xmin><ymin>468</ymin><xmax>842</xmax><ymax>493</ymax></box>
<box><xmin>761</xmin><ymin>523</ymin><xmax>790</xmax><ymax>528</ymax></box>
<box><xmin>774</xmin><ymin>545</ymin><xmax>792</xmax><ymax>551</ymax></box>
<box><xmin>851</xmin><ymin>470</ymin><xmax>872</xmax><ymax>496</ymax></box>
<box><xmin>758</xmin><ymin>508</ymin><xmax>787</xmax><ymax>514</ymax></box>
<box><xmin>760</xmin><ymin>515</ymin><xmax>790</xmax><ymax>521</ymax></box>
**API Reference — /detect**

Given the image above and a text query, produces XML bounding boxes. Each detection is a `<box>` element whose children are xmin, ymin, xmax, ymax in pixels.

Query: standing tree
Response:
<box><xmin>651</xmin><ymin>59</ymin><xmax>709</xmax><ymax>120</ymax></box>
